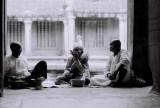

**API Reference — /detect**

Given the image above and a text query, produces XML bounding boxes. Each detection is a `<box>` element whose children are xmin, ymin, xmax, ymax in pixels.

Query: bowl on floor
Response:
<box><xmin>71</xmin><ymin>79</ymin><xmax>85</xmax><ymax>87</ymax></box>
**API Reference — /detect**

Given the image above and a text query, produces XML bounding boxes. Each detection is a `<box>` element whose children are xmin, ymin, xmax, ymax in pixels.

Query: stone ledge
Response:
<box><xmin>28</xmin><ymin>55</ymin><xmax>108</xmax><ymax>72</ymax></box>
<box><xmin>29</xmin><ymin>63</ymin><xmax>106</xmax><ymax>72</ymax></box>
<box><xmin>27</xmin><ymin>55</ymin><xmax>109</xmax><ymax>60</ymax></box>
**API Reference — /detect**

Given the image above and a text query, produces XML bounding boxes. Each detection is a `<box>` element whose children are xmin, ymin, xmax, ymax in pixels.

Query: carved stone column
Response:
<box><xmin>63</xmin><ymin>20</ymin><xmax>69</xmax><ymax>55</ymax></box>
<box><xmin>127</xmin><ymin>0</ymin><xmax>134</xmax><ymax>56</ymax></box>
<box><xmin>24</xmin><ymin>20</ymin><xmax>32</xmax><ymax>55</ymax></box>
<box><xmin>68</xmin><ymin>13</ymin><xmax>75</xmax><ymax>51</ymax></box>
<box><xmin>118</xmin><ymin>14</ymin><xmax>127</xmax><ymax>50</ymax></box>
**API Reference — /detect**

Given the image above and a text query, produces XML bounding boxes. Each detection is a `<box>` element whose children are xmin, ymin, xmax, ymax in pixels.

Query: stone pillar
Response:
<box><xmin>149</xmin><ymin>0</ymin><xmax>160</xmax><ymax>95</ymax></box>
<box><xmin>127</xmin><ymin>0</ymin><xmax>134</xmax><ymax>57</ymax></box>
<box><xmin>63</xmin><ymin>20</ymin><xmax>69</xmax><ymax>55</ymax></box>
<box><xmin>0</xmin><ymin>0</ymin><xmax>5</xmax><ymax>97</ymax></box>
<box><xmin>68</xmin><ymin>13</ymin><xmax>75</xmax><ymax>51</ymax></box>
<box><xmin>24</xmin><ymin>20</ymin><xmax>32</xmax><ymax>55</ymax></box>
<box><xmin>132</xmin><ymin>0</ymin><xmax>153</xmax><ymax>87</ymax></box>
<box><xmin>118</xmin><ymin>14</ymin><xmax>127</xmax><ymax>50</ymax></box>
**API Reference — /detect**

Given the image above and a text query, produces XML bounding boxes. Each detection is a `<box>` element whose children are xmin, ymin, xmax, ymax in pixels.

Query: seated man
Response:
<box><xmin>4</xmin><ymin>41</ymin><xmax>47</xmax><ymax>89</ymax></box>
<box><xmin>90</xmin><ymin>39</ymin><xmax>133</xmax><ymax>87</ymax></box>
<box><xmin>55</xmin><ymin>46</ymin><xmax>90</xmax><ymax>85</ymax></box>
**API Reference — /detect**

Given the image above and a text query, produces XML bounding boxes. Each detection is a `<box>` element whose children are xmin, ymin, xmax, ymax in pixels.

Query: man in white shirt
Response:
<box><xmin>4</xmin><ymin>41</ymin><xmax>47</xmax><ymax>89</ymax></box>
<box><xmin>90</xmin><ymin>40</ymin><xmax>133</xmax><ymax>87</ymax></box>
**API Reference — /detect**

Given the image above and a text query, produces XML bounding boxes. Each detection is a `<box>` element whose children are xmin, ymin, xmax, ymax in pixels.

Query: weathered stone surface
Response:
<box><xmin>0</xmin><ymin>86</ymin><xmax>160</xmax><ymax>108</ymax></box>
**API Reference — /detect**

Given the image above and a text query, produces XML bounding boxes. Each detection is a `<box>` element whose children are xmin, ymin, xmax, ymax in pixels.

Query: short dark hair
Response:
<box><xmin>73</xmin><ymin>46</ymin><xmax>84</xmax><ymax>54</ymax></box>
<box><xmin>110</xmin><ymin>39</ymin><xmax>121</xmax><ymax>47</ymax></box>
<box><xmin>10</xmin><ymin>41</ymin><xmax>22</xmax><ymax>50</ymax></box>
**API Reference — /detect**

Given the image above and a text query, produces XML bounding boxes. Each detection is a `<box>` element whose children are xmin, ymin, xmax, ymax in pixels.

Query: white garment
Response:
<box><xmin>4</xmin><ymin>55</ymin><xmax>31</xmax><ymax>78</ymax></box>
<box><xmin>105</xmin><ymin>49</ymin><xmax>132</xmax><ymax>82</ymax></box>
<box><xmin>90</xmin><ymin>49</ymin><xmax>132</xmax><ymax>86</ymax></box>
<box><xmin>89</xmin><ymin>75</ymin><xmax>111</xmax><ymax>86</ymax></box>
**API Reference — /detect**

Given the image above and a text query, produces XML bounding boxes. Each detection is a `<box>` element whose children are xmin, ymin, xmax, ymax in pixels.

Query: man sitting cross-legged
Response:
<box><xmin>4</xmin><ymin>41</ymin><xmax>47</xmax><ymax>89</ymax></box>
<box><xmin>89</xmin><ymin>39</ymin><xmax>134</xmax><ymax>87</ymax></box>
<box><xmin>55</xmin><ymin>46</ymin><xmax>90</xmax><ymax>85</ymax></box>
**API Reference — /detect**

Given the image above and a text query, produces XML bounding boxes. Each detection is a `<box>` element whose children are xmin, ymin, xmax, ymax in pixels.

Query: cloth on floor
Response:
<box><xmin>89</xmin><ymin>75</ymin><xmax>111</xmax><ymax>86</ymax></box>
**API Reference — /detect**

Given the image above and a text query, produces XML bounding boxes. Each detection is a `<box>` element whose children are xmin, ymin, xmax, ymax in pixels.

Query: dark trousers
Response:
<box><xmin>4</xmin><ymin>61</ymin><xmax>47</xmax><ymax>89</ymax></box>
<box><xmin>109</xmin><ymin>68</ymin><xmax>127</xmax><ymax>87</ymax></box>
<box><xmin>28</xmin><ymin>60</ymin><xmax>47</xmax><ymax>79</ymax></box>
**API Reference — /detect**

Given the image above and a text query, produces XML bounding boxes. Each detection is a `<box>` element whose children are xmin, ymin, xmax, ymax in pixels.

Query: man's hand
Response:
<box><xmin>104</xmin><ymin>72</ymin><xmax>111</xmax><ymax>78</ymax></box>
<box><xmin>70</xmin><ymin>50</ymin><xmax>79</xmax><ymax>60</ymax></box>
<box><xmin>106</xmin><ymin>73</ymin><xmax>111</xmax><ymax>78</ymax></box>
<box><xmin>24</xmin><ymin>72</ymin><xmax>31</xmax><ymax>77</ymax></box>
<box><xmin>64</xmin><ymin>70</ymin><xmax>70</xmax><ymax>76</ymax></box>
<box><xmin>105</xmin><ymin>72</ymin><xmax>116</xmax><ymax>80</ymax></box>
<box><xmin>108</xmin><ymin>72</ymin><xmax>117</xmax><ymax>80</ymax></box>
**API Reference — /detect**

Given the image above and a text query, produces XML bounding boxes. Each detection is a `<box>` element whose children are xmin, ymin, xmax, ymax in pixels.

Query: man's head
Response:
<box><xmin>73</xmin><ymin>46</ymin><xmax>84</xmax><ymax>58</ymax></box>
<box><xmin>109</xmin><ymin>39</ymin><xmax>121</xmax><ymax>53</ymax></box>
<box><xmin>10</xmin><ymin>41</ymin><xmax>22</xmax><ymax>58</ymax></box>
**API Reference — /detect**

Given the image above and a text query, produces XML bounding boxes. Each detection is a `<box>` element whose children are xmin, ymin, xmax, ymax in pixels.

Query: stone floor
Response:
<box><xmin>1</xmin><ymin>86</ymin><xmax>160</xmax><ymax>108</ymax></box>
<box><xmin>0</xmin><ymin>73</ymin><xmax>160</xmax><ymax>108</ymax></box>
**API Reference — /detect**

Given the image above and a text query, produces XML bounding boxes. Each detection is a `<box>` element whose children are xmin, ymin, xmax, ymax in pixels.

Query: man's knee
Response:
<box><xmin>32</xmin><ymin>60</ymin><xmax>47</xmax><ymax>78</ymax></box>
<box><xmin>38</xmin><ymin>61</ymin><xmax>47</xmax><ymax>67</ymax></box>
